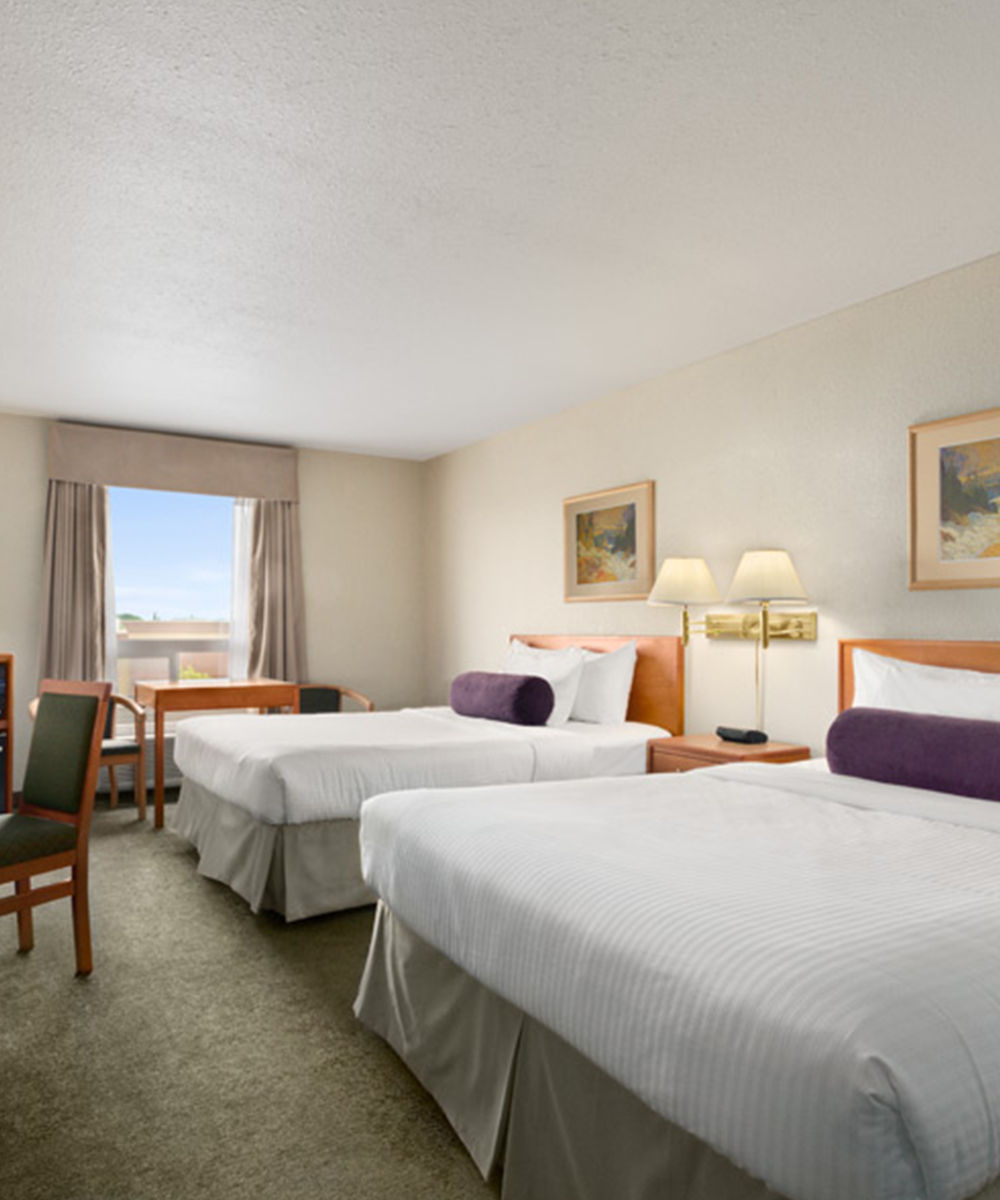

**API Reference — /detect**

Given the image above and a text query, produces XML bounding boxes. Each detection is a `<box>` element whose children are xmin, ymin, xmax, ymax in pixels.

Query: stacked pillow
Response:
<box><xmin>852</xmin><ymin>648</ymin><xmax>1000</xmax><ymax>720</ymax></box>
<box><xmin>501</xmin><ymin>641</ymin><xmax>585</xmax><ymax>725</ymax></box>
<box><xmin>503</xmin><ymin>639</ymin><xmax>638</xmax><ymax>725</ymax></box>
<box><xmin>825</xmin><ymin>649</ymin><xmax>1000</xmax><ymax>801</ymax></box>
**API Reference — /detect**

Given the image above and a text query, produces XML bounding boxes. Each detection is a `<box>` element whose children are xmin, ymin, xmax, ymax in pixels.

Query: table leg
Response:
<box><xmin>154</xmin><ymin>706</ymin><xmax>165</xmax><ymax>829</ymax></box>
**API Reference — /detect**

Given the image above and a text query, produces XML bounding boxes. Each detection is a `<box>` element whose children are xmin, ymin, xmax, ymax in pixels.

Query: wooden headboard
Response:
<box><xmin>513</xmin><ymin>635</ymin><xmax>684</xmax><ymax>736</ymax></box>
<box><xmin>838</xmin><ymin>638</ymin><xmax>1000</xmax><ymax>711</ymax></box>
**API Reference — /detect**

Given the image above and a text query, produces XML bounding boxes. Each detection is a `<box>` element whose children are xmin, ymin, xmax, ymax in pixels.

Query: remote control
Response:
<box><xmin>716</xmin><ymin>726</ymin><xmax>769</xmax><ymax>744</ymax></box>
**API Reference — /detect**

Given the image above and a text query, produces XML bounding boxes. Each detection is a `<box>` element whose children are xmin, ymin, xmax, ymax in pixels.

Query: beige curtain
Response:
<box><xmin>247</xmin><ymin>500</ymin><xmax>307</xmax><ymax>682</ymax></box>
<box><xmin>39</xmin><ymin>481</ymin><xmax>110</xmax><ymax>682</ymax></box>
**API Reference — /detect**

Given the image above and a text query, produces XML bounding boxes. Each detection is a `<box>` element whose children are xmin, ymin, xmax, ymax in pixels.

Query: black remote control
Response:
<box><xmin>716</xmin><ymin>726</ymin><xmax>769</xmax><ymax>744</ymax></box>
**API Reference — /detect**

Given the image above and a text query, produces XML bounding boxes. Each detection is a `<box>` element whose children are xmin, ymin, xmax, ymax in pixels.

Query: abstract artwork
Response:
<box><xmin>910</xmin><ymin>408</ymin><xmax>1000</xmax><ymax>589</ymax></box>
<box><xmin>939</xmin><ymin>438</ymin><xmax>1000</xmax><ymax>561</ymax></box>
<box><xmin>564</xmin><ymin>482</ymin><xmax>654</xmax><ymax>601</ymax></box>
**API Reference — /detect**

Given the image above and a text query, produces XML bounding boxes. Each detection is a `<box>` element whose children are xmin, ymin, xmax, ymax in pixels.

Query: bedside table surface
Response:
<box><xmin>648</xmin><ymin>734</ymin><xmax>811</xmax><ymax>770</ymax></box>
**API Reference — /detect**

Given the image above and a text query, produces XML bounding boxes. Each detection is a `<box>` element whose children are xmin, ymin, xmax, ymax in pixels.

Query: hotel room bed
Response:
<box><xmin>354</xmin><ymin>639</ymin><xmax>1000</xmax><ymax>1200</ymax></box>
<box><xmin>170</xmin><ymin>634</ymin><xmax>683</xmax><ymax>920</ymax></box>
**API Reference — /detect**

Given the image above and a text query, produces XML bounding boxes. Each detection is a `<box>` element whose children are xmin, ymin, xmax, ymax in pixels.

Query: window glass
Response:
<box><xmin>109</xmin><ymin>487</ymin><xmax>234</xmax><ymax>695</ymax></box>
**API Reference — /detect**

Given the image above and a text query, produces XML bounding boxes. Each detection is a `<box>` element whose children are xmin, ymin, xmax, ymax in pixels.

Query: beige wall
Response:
<box><xmin>423</xmin><ymin>253</ymin><xmax>1000</xmax><ymax>752</ymax></box>
<box><xmin>0</xmin><ymin>412</ymin><xmax>48</xmax><ymax>783</ymax></box>
<box><xmin>299</xmin><ymin>448</ymin><xmax>426</xmax><ymax>710</ymax></box>
<box><xmin>0</xmin><ymin>422</ymin><xmax>426</xmax><ymax>787</ymax></box>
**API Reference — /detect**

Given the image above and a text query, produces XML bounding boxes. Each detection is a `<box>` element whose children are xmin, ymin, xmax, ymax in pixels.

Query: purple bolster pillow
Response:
<box><xmin>827</xmin><ymin>707</ymin><xmax>1000</xmax><ymax>801</ymax></box>
<box><xmin>450</xmin><ymin>671</ymin><xmax>555</xmax><ymax>726</ymax></box>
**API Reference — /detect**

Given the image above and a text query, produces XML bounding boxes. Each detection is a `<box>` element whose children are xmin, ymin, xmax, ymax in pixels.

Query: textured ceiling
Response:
<box><xmin>2</xmin><ymin>1</ymin><xmax>1000</xmax><ymax>459</ymax></box>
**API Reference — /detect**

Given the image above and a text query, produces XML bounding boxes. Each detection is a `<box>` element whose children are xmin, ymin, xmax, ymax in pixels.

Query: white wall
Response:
<box><xmin>423</xmin><ymin>253</ymin><xmax>1000</xmax><ymax>752</ymax></box>
<box><xmin>299</xmin><ymin>448</ymin><xmax>426</xmax><ymax>710</ymax></box>
<box><xmin>0</xmin><ymin>412</ymin><xmax>48</xmax><ymax>782</ymax></box>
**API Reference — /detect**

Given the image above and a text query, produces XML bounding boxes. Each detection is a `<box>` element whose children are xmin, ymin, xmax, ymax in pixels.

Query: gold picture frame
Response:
<box><xmin>564</xmin><ymin>481</ymin><xmax>655</xmax><ymax>602</ymax></box>
<box><xmin>910</xmin><ymin>406</ymin><xmax>1000</xmax><ymax>590</ymax></box>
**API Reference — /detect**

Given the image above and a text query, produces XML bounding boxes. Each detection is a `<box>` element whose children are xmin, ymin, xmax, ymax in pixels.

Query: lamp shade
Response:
<box><xmin>647</xmin><ymin>557</ymin><xmax>721</xmax><ymax>606</ymax></box>
<box><xmin>727</xmin><ymin>549</ymin><xmax>807</xmax><ymax>603</ymax></box>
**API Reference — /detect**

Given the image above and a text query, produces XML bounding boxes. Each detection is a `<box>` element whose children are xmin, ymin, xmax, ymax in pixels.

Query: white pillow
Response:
<box><xmin>572</xmin><ymin>642</ymin><xmax>638</xmax><ymax>724</ymax></box>
<box><xmin>852</xmin><ymin>648</ymin><xmax>1000</xmax><ymax>721</ymax></box>
<box><xmin>503</xmin><ymin>642</ymin><xmax>584</xmax><ymax>725</ymax></box>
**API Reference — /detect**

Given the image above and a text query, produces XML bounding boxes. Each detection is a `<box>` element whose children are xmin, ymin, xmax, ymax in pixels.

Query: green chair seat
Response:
<box><xmin>0</xmin><ymin>813</ymin><xmax>78</xmax><ymax>867</ymax></box>
<box><xmin>101</xmin><ymin>738</ymin><xmax>141</xmax><ymax>757</ymax></box>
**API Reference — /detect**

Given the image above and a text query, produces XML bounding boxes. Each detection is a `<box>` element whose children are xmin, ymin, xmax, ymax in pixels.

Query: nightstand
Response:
<box><xmin>647</xmin><ymin>734</ymin><xmax>810</xmax><ymax>774</ymax></box>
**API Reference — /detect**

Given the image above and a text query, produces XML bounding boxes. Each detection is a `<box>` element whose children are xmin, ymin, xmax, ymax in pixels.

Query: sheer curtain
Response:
<box><xmin>247</xmin><ymin>499</ymin><xmax>307</xmax><ymax>682</ymax></box>
<box><xmin>104</xmin><ymin>506</ymin><xmax>117</xmax><ymax>689</ymax></box>
<box><xmin>229</xmin><ymin>499</ymin><xmax>253</xmax><ymax>680</ymax></box>
<box><xmin>39</xmin><ymin>481</ymin><xmax>111</xmax><ymax>682</ymax></box>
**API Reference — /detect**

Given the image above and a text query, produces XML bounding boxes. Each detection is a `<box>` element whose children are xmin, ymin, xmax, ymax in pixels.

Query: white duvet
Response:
<box><xmin>360</xmin><ymin>763</ymin><xmax>1000</xmax><ymax>1200</ymax></box>
<box><xmin>173</xmin><ymin>706</ymin><xmax>664</xmax><ymax>824</ymax></box>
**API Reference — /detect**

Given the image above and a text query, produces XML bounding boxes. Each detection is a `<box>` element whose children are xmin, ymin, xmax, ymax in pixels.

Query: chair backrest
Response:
<box><xmin>22</xmin><ymin>681</ymin><xmax>110</xmax><ymax>818</ymax></box>
<box><xmin>298</xmin><ymin>686</ymin><xmax>344</xmax><ymax>714</ymax></box>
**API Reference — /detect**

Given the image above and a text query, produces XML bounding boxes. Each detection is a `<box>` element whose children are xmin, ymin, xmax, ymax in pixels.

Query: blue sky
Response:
<box><xmin>109</xmin><ymin>487</ymin><xmax>233</xmax><ymax>620</ymax></box>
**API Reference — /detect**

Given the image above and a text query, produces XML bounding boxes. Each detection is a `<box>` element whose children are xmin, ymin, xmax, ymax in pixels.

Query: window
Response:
<box><xmin>109</xmin><ymin>487</ymin><xmax>238</xmax><ymax>696</ymax></box>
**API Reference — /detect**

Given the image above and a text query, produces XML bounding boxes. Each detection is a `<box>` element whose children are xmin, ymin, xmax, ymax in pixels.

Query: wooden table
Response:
<box><xmin>134</xmin><ymin>678</ymin><xmax>299</xmax><ymax>829</ymax></box>
<box><xmin>647</xmin><ymin>733</ymin><xmax>810</xmax><ymax>774</ymax></box>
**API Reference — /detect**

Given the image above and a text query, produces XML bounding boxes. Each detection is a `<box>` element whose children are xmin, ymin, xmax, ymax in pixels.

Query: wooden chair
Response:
<box><xmin>298</xmin><ymin>684</ymin><xmax>375</xmax><ymax>713</ymax></box>
<box><xmin>101</xmin><ymin>695</ymin><xmax>147</xmax><ymax>821</ymax></box>
<box><xmin>30</xmin><ymin>692</ymin><xmax>147</xmax><ymax>820</ymax></box>
<box><xmin>0</xmin><ymin>680</ymin><xmax>110</xmax><ymax>975</ymax></box>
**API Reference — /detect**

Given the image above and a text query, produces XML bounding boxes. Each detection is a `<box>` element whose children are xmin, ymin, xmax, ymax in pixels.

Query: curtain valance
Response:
<box><xmin>48</xmin><ymin>422</ymin><xmax>298</xmax><ymax>502</ymax></box>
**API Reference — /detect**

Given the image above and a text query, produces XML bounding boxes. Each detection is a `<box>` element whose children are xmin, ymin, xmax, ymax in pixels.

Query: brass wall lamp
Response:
<box><xmin>647</xmin><ymin>549</ymin><xmax>818</xmax><ymax>735</ymax></box>
<box><xmin>646</xmin><ymin>556</ymin><xmax>721</xmax><ymax>646</ymax></box>
<box><xmin>708</xmin><ymin>550</ymin><xmax>817</xmax><ymax>647</ymax></box>
<box><xmin>648</xmin><ymin>550</ymin><xmax>817</xmax><ymax>647</ymax></box>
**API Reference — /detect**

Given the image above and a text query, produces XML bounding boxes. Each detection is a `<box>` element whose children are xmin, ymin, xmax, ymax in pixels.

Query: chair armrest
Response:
<box><xmin>336</xmin><ymin>686</ymin><xmax>375</xmax><ymax>712</ymax></box>
<box><xmin>111</xmin><ymin>693</ymin><xmax>146</xmax><ymax>739</ymax></box>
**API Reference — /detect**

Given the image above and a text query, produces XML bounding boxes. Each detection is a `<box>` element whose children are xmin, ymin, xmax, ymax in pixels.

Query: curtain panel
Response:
<box><xmin>247</xmin><ymin>500</ymin><xmax>307</xmax><ymax>682</ymax></box>
<box><xmin>39</xmin><ymin>481</ymin><xmax>110</xmax><ymax>682</ymax></box>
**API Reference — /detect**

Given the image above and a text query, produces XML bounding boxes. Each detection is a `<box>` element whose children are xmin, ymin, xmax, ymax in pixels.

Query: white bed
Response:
<box><xmin>354</xmin><ymin>638</ymin><xmax>1000</xmax><ymax>1200</ymax></box>
<box><xmin>170</xmin><ymin>634</ymin><xmax>683</xmax><ymax>920</ymax></box>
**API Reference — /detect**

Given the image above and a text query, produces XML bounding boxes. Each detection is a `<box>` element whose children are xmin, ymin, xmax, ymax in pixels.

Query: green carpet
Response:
<box><xmin>0</xmin><ymin>797</ymin><xmax>497</xmax><ymax>1200</ymax></box>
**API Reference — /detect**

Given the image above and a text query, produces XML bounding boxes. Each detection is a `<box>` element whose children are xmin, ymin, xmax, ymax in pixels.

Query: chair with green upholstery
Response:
<box><xmin>29</xmin><ymin>690</ymin><xmax>148</xmax><ymax>820</ymax></box>
<box><xmin>0</xmin><ymin>680</ymin><xmax>110</xmax><ymax>975</ymax></box>
<box><xmin>101</xmin><ymin>693</ymin><xmax>147</xmax><ymax>820</ymax></box>
<box><xmin>297</xmin><ymin>684</ymin><xmax>374</xmax><ymax>713</ymax></box>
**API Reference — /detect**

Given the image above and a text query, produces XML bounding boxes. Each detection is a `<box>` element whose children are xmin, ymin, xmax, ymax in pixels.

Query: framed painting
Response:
<box><xmin>910</xmin><ymin>406</ymin><xmax>1000</xmax><ymax>590</ymax></box>
<box><xmin>564</xmin><ymin>481</ymin><xmax>655</xmax><ymax>602</ymax></box>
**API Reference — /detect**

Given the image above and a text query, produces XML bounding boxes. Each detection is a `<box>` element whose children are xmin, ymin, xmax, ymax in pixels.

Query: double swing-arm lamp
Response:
<box><xmin>648</xmin><ymin>549</ymin><xmax>818</xmax><ymax>735</ymax></box>
<box><xmin>648</xmin><ymin>551</ymin><xmax>818</xmax><ymax>648</ymax></box>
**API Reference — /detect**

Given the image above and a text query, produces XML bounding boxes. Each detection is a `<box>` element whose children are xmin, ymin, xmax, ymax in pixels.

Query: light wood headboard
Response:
<box><xmin>513</xmin><ymin>635</ymin><xmax>684</xmax><ymax>736</ymax></box>
<box><xmin>838</xmin><ymin>638</ymin><xmax>1000</xmax><ymax>711</ymax></box>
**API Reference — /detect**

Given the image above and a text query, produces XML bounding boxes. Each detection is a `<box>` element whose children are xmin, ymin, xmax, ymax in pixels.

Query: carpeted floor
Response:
<box><xmin>0</xmin><ymin>794</ymin><xmax>498</xmax><ymax>1200</ymax></box>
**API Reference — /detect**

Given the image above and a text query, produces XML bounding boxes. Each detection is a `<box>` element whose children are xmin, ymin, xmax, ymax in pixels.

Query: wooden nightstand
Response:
<box><xmin>647</xmin><ymin>734</ymin><xmax>811</xmax><ymax>774</ymax></box>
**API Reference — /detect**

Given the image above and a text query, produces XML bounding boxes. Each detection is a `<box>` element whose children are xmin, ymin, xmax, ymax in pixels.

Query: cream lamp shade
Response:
<box><xmin>647</xmin><ymin>557</ymin><xmax>721</xmax><ymax>606</ymax></box>
<box><xmin>726</xmin><ymin>550</ymin><xmax>807</xmax><ymax>603</ymax></box>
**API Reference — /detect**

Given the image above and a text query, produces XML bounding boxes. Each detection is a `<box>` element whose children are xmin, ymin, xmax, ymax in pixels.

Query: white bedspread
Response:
<box><xmin>360</xmin><ymin>764</ymin><xmax>1000</xmax><ymax>1200</ymax></box>
<box><xmin>174</xmin><ymin>706</ymin><xmax>664</xmax><ymax>824</ymax></box>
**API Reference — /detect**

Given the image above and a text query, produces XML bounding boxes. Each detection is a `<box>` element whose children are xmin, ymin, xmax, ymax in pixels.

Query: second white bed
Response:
<box><xmin>172</xmin><ymin>706</ymin><xmax>666</xmax><ymax>919</ymax></box>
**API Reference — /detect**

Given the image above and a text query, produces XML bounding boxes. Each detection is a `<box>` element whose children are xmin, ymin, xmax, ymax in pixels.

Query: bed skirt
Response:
<box><xmin>355</xmin><ymin>904</ymin><xmax>1000</xmax><ymax>1200</ymax></box>
<box><xmin>355</xmin><ymin>903</ymin><xmax>792</xmax><ymax>1200</ymax></box>
<box><xmin>172</xmin><ymin>778</ymin><xmax>375</xmax><ymax>921</ymax></box>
